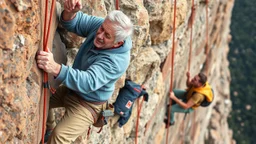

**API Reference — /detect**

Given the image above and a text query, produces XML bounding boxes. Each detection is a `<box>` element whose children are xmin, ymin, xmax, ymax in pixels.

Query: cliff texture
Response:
<box><xmin>0</xmin><ymin>0</ymin><xmax>235</xmax><ymax>143</ymax></box>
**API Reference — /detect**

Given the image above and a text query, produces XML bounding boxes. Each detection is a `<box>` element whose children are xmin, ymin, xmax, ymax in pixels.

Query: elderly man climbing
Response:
<box><xmin>164</xmin><ymin>72</ymin><xmax>213</xmax><ymax>127</ymax></box>
<box><xmin>36</xmin><ymin>0</ymin><xmax>133</xmax><ymax>143</ymax></box>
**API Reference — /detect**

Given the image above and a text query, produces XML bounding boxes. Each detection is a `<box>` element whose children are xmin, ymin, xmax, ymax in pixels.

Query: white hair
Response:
<box><xmin>106</xmin><ymin>10</ymin><xmax>133</xmax><ymax>43</ymax></box>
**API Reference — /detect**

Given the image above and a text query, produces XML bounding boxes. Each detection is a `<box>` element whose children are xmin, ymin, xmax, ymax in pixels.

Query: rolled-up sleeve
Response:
<box><xmin>191</xmin><ymin>93</ymin><xmax>204</xmax><ymax>104</ymax></box>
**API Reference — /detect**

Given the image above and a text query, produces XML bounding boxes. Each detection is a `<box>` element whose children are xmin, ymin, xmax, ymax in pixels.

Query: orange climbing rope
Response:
<box><xmin>143</xmin><ymin>1</ymin><xmax>177</xmax><ymax>141</ymax></box>
<box><xmin>191</xmin><ymin>111</ymin><xmax>197</xmax><ymax>144</ymax></box>
<box><xmin>191</xmin><ymin>1</ymin><xmax>210</xmax><ymax>143</ymax></box>
<box><xmin>204</xmin><ymin>0</ymin><xmax>209</xmax><ymax>75</ymax></box>
<box><xmin>188</xmin><ymin>0</ymin><xmax>196</xmax><ymax>72</ymax></box>
<box><xmin>115</xmin><ymin>0</ymin><xmax>119</xmax><ymax>10</ymax></box>
<box><xmin>145</xmin><ymin>0</ymin><xmax>209</xmax><ymax>143</ymax></box>
<box><xmin>41</xmin><ymin>0</ymin><xmax>56</xmax><ymax>143</ymax></box>
<box><xmin>135</xmin><ymin>96</ymin><xmax>145</xmax><ymax>144</ymax></box>
<box><xmin>191</xmin><ymin>1</ymin><xmax>209</xmax><ymax>143</ymax></box>
<box><xmin>179</xmin><ymin>1</ymin><xmax>196</xmax><ymax>143</ymax></box>
<box><xmin>166</xmin><ymin>0</ymin><xmax>177</xmax><ymax>143</ymax></box>
<box><xmin>144</xmin><ymin>96</ymin><xmax>164</xmax><ymax>135</ymax></box>
<box><xmin>114</xmin><ymin>0</ymin><xmax>144</xmax><ymax>142</ymax></box>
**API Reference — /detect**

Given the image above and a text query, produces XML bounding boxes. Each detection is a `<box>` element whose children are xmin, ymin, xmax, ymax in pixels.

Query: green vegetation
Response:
<box><xmin>228</xmin><ymin>0</ymin><xmax>256</xmax><ymax>144</ymax></box>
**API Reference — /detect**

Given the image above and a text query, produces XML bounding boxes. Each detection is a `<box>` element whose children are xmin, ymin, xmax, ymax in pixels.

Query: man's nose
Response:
<box><xmin>98</xmin><ymin>31</ymin><xmax>104</xmax><ymax>39</ymax></box>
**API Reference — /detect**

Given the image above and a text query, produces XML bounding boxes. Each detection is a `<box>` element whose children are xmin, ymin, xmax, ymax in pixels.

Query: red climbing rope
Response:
<box><xmin>191</xmin><ymin>1</ymin><xmax>210</xmax><ymax>143</ymax></box>
<box><xmin>115</xmin><ymin>0</ymin><xmax>119</xmax><ymax>10</ymax></box>
<box><xmin>143</xmin><ymin>1</ymin><xmax>177</xmax><ymax>141</ymax></box>
<box><xmin>179</xmin><ymin>1</ymin><xmax>196</xmax><ymax>143</ymax></box>
<box><xmin>144</xmin><ymin>97</ymin><xmax>164</xmax><ymax>136</ymax></box>
<box><xmin>135</xmin><ymin>96</ymin><xmax>145</xmax><ymax>144</ymax></box>
<box><xmin>166</xmin><ymin>0</ymin><xmax>177</xmax><ymax>143</ymax></box>
<box><xmin>41</xmin><ymin>0</ymin><xmax>55</xmax><ymax>143</ymax></box>
<box><xmin>204</xmin><ymin>0</ymin><xmax>209</xmax><ymax>75</ymax></box>
<box><xmin>188</xmin><ymin>0</ymin><xmax>195</xmax><ymax>72</ymax></box>
<box><xmin>191</xmin><ymin>1</ymin><xmax>209</xmax><ymax>143</ymax></box>
<box><xmin>191</xmin><ymin>111</ymin><xmax>197</xmax><ymax>144</ymax></box>
<box><xmin>114</xmin><ymin>0</ymin><xmax>144</xmax><ymax>142</ymax></box>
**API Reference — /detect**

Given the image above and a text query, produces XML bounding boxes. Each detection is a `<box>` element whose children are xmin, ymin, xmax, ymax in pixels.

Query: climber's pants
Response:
<box><xmin>170</xmin><ymin>89</ymin><xmax>194</xmax><ymax>123</ymax></box>
<box><xmin>46</xmin><ymin>86</ymin><xmax>105</xmax><ymax>144</ymax></box>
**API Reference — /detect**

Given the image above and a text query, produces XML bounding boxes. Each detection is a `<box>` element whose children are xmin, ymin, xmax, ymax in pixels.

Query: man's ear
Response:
<box><xmin>113</xmin><ymin>41</ymin><xmax>124</xmax><ymax>48</ymax></box>
<box><xmin>199</xmin><ymin>83</ymin><xmax>205</xmax><ymax>87</ymax></box>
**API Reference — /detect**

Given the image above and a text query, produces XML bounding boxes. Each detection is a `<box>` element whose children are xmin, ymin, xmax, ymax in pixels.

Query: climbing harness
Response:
<box><xmin>79</xmin><ymin>97</ymin><xmax>109</xmax><ymax>139</ymax></box>
<box><xmin>41</xmin><ymin>0</ymin><xmax>56</xmax><ymax>143</ymax></box>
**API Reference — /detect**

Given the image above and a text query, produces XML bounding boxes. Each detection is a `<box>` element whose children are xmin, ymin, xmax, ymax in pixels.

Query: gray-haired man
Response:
<box><xmin>37</xmin><ymin>0</ymin><xmax>133</xmax><ymax>143</ymax></box>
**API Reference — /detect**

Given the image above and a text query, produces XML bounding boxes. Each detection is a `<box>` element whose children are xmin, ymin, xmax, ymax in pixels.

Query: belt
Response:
<box><xmin>71</xmin><ymin>91</ymin><xmax>106</xmax><ymax>123</ymax></box>
<box><xmin>78</xmin><ymin>99</ymin><xmax>99</xmax><ymax>123</ymax></box>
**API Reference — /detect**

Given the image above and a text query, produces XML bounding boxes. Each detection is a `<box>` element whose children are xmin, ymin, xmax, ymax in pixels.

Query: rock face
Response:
<box><xmin>0</xmin><ymin>0</ymin><xmax>235</xmax><ymax>143</ymax></box>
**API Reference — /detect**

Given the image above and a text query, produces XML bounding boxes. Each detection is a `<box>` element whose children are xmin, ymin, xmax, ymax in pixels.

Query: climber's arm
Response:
<box><xmin>170</xmin><ymin>92</ymin><xmax>195</xmax><ymax>109</ymax></box>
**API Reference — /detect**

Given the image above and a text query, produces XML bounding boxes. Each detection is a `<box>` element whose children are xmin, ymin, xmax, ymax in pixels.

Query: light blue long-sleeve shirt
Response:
<box><xmin>56</xmin><ymin>11</ymin><xmax>132</xmax><ymax>102</ymax></box>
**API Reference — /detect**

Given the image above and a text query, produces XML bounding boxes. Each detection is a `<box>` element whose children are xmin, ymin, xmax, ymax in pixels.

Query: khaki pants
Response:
<box><xmin>46</xmin><ymin>86</ymin><xmax>105</xmax><ymax>144</ymax></box>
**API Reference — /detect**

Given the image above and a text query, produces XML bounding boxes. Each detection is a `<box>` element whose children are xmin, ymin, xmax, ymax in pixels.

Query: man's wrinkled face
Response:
<box><xmin>191</xmin><ymin>75</ymin><xmax>203</xmax><ymax>88</ymax></box>
<box><xmin>94</xmin><ymin>19</ymin><xmax>116</xmax><ymax>49</ymax></box>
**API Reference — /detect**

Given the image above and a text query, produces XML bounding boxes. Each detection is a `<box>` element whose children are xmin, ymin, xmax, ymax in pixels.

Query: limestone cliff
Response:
<box><xmin>0</xmin><ymin>0</ymin><xmax>235</xmax><ymax>143</ymax></box>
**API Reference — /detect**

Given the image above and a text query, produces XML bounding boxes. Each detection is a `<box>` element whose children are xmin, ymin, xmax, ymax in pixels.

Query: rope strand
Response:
<box><xmin>41</xmin><ymin>0</ymin><xmax>55</xmax><ymax>143</ymax></box>
<box><xmin>166</xmin><ymin>0</ymin><xmax>177</xmax><ymax>143</ymax></box>
<box><xmin>181</xmin><ymin>1</ymin><xmax>196</xmax><ymax>143</ymax></box>
<box><xmin>188</xmin><ymin>0</ymin><xmax>195</xmax><ymax>72</ymax></box>
<box><xmin>135</xmin><ymin>97</ymin><xmax>145</xmax><ymax>144</ymax></box>
<box><xmin>205</xmin><ymin>0</ymin><xmax>209</xmax><ymax>75</ymax></box>
<box><xmin>115</xmin><ymin>0</ymin><xmax>119</xmax><ymax>10</ymax></box>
